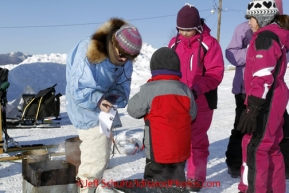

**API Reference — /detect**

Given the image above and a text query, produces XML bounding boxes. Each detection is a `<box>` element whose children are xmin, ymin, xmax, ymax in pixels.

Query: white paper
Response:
<box><xmin>99</xmin><ymin>107</ymin><xmax>117</xmax><ymax>138</ymax></box>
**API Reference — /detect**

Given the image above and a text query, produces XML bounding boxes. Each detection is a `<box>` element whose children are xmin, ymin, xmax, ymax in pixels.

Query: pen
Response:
<box><xmin>102</xmin><ymin>104</ymin><xmax>117</xmax><ymax>110</ymax></box>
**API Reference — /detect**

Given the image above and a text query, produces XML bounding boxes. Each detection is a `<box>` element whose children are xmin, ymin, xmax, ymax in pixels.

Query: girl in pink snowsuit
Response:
<box><xmin>168</xmin><ymin>3</ymin><xmax>224</xmax><ymax>192</ymax></box>
<box><xmin>237</xmin><ymin>0</ymin><xmax>289</xmax><ymax>192</ymax></box>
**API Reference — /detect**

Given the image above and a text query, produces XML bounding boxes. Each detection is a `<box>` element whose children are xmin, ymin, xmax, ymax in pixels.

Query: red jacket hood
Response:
<box><xmin>256</xmin><ymin>23</ymin><xmax>289</xmax><ymax>52</ymax></box>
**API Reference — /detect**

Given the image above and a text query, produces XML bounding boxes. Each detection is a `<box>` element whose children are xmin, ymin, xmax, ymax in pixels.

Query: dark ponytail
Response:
<box><xmin>201</xmin><ymin>18</ymin><xmax>205</xmax><ymax>25</ymax></box>
<box><xmin>273</xmin><ymin>14</ymin><xmax>289</xmax><ymax>30</ymax></box>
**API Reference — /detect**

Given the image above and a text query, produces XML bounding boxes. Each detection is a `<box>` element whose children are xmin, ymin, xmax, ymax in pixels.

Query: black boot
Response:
<box><xmin>185</xmin><ymin>179</ymin><xmax>202</xmax><ymax>192</ymax></box>
<box><xmin>171</xmin><ymin>185</ymin><xmax>190</xmax><ymax>193</ymax></box>
<box><xmin>228</xmin><ymin>167</ymin><xmax>241</xmax><ymax>178</ymax></box>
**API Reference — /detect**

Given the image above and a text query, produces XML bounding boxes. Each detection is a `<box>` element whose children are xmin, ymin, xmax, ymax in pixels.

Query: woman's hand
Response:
<box><xmin>99</xmin><ymin>99</ymin><xmax>113</xmax><ymax>113</ymax></box>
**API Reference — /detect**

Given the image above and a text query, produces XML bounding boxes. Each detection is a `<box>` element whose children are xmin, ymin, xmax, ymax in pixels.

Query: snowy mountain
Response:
<box><xmin>0</xmin><ymin>52</ymin><xmax>32</xmax><ymax>65</ymax></box>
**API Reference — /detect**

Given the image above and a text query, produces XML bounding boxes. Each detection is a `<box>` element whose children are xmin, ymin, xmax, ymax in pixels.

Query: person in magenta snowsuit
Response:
<box><xmin>225</xmin><ymin>0</ymin><xmax>289</xmax><ymax>180</ymax></box>
<box><xmin>168</xmin><ymin>3</ymin><xmax>224</xmax><ymax>192</ymax></box>
<box><xmin>237</xmin><ymin>0</ymin><xmax>289</xmax><ymax>192</ymax></box>
<box><xmin>225</xmin><ymin>20</ymin><xmax>289</xmax><ymax>180</ymax></box>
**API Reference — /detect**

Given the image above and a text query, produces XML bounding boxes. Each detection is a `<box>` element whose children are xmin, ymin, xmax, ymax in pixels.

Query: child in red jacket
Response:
<box><xmin>126</xmin><ymin>47</ymin><xmax>197</xmax><ymax>192</ymax></box>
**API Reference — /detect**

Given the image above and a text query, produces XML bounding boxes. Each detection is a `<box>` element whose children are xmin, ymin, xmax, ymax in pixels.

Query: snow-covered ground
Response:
<box><xmin>0</xmin><ymin>44</ymin><xmax>288</xmax><ymax>193</ymax></box>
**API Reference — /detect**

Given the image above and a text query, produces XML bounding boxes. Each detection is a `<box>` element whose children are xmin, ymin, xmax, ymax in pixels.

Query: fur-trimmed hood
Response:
<box><xmin>86</xmin><ymin>18</ymin><xmax>129</xmax><ymax>64</ymax></box>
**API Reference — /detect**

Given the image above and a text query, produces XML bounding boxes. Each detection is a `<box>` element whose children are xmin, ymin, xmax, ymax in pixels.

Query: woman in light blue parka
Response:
<box><xmin>65</xmin><ymin>18</ymin><xmax>142</xmax><ymax>193</ymax></box>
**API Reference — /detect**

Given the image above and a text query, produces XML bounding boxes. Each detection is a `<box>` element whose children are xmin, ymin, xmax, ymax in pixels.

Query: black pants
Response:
<box><xmin>280</xmin><ymin>111</ymin><xmax>289</xmax><ymax>175</ymax></box>
<box><xmin>225</xmin><ymin>94</ymin><xmax>246</xmax><ymax>170</ymax></box>
<box><xmin>144</xmin><ymin>158</ymin><xmax>186</xmax><ymax>184</ymax></box>
<box><xmin>225</xmin><ymin>94</ymin><xmax>289</xmax><ymax>173</ymax></box>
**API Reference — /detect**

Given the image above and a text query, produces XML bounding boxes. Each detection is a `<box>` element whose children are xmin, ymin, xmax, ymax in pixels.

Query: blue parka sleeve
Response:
<box><xmin>66</xmin><ymin>39</ymin><xmax>104</xmax><ymax>111</ymax></box>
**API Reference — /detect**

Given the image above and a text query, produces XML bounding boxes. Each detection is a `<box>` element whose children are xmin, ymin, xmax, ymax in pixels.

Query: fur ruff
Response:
<box><xmin>86</xmin><ymin>18</ymin><xmax>128</xmax><ymax>64</ymax></box>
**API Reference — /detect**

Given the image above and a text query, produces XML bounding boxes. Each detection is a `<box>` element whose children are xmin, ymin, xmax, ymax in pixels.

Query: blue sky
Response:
<box><xmin>0</xmin><ymin>0</ymin><xmax>288</xmax><ymax>61</ymax></box>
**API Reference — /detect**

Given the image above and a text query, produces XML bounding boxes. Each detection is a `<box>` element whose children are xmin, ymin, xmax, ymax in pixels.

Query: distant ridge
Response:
<box><xmin>0</xmin><ymin>52</ymin><xmax>32</xmax><ymax>65</ymax></box>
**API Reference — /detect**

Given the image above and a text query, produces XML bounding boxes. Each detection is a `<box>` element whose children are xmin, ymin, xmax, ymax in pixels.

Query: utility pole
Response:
<box><xmin>217</xmin><ymin>0</ymin><xmax>222</xmax><ymax>42</ymax></box>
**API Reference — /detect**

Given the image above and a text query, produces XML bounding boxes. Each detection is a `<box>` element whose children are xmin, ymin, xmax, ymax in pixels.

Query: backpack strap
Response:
<box><xmin>199</xmin><ymin>41</ymin><xmax>218</xmax><ymax>110</ymax></box>
<box><xmin>200</xmin><ymin>41</ymin><xmax>208</xmax><ymax>75</ymax></box>
<box><xmin>171</xmin><ymin>37</ymin><xmax>180</xmax><ymax>51</ymax></box>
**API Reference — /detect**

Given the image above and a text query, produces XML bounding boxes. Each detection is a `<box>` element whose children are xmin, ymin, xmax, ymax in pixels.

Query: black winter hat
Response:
<box><xmin>150</xmin><ymin>47</ymin><xmax>180</xmax><ymax>72</ymax></box>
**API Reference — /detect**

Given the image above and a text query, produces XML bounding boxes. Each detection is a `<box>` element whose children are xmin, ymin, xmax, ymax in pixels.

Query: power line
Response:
<box><xmin>211</xmin><ymin>15</ymin><xmax>219</xmax><ymax>31</ymax></box>
<box><xmin>0</xmin><ymin>9</ymin><xmax>212</xmax><ymax>29</ymax></box>
<box><xmin>223</xmin><ymin>8</ymin><xmax>246</xmax><ymax>13</ymax></box>
<box><xmin>204</xmin><ymin>13</ymin><xmax>214</xmax><ymax>20</ymax></box>
<box><xmin>0</xmin><ymin>22</ymin><xmax>104</xmax><ymax>29</ymax></box>
<box><xmin>211</xmin><ymin>0</ymin><xmax>245</xmax><ymax>14</ymax></box>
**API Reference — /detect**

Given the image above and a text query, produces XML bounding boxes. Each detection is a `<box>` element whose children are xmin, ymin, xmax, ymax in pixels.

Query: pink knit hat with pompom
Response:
<box><xmin>115</xmin><ymin>25</ymin><xmax>142</xmax><ymax>56</ymax></box>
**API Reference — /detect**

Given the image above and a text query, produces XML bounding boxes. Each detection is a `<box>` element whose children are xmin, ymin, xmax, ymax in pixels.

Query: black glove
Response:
<box><xmin>237</xmin><ymin>95</ymin><xmax>265</xmax><ymax>134</ymax></box>
<box><xmin>192</xmin><ymin>89</ymin><xmax>198</xmax><ymax>100</ymax></box>
<box><xmin>105</xmin><ymin>94</ymin><xmax>119</xmax><ymax>104</ymax></box>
